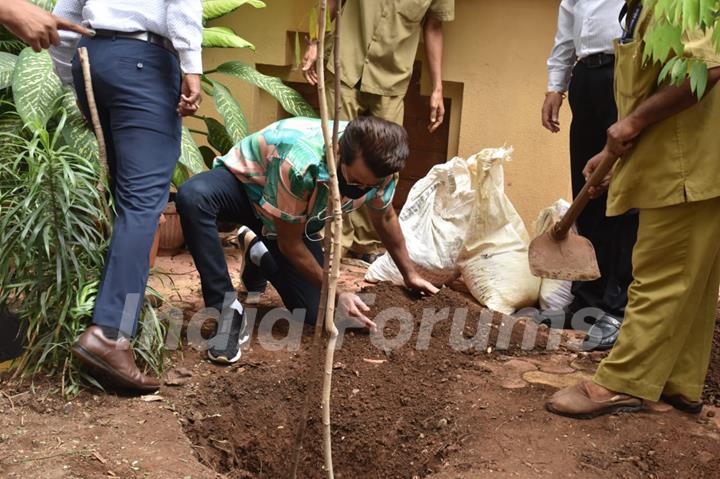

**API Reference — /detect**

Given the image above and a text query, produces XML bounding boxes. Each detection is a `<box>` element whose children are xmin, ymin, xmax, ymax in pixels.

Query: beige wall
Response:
<box><xmin>197</xmin><ymin>0</ymin><xmax>571</xmax><ymax>229</ymax></box>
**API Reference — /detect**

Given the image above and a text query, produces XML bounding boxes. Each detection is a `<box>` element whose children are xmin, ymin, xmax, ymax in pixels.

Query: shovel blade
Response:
<box><xmin>529</xmin><ymin>229</ymin><xmax>600</xmax><ymax>281</ymax></box>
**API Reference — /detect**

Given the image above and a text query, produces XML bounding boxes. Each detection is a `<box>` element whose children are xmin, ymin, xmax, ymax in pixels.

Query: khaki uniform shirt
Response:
<box><xmin>327</xmin><ymin>0</ymin><xmax>454</xmax><ymax>97</ymax></box>
<box><xmin>608</xmin><ymin>4</ymin><xmax>720</xmax><ymax>216</ymax></box>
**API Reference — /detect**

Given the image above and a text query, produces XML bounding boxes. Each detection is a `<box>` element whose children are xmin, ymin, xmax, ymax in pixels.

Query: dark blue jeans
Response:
<box><xmin>176</xmin><ymin>167</ymin><xmax>324</xmax><ymax>324</ymax></box>
<box><xmin>72</xmin><ymin>36</ymin><xmax>182</xmax><ymax>336</ymax></box>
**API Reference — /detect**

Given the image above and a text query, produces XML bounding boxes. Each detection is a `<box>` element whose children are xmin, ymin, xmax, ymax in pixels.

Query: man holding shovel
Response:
<box><xmin>542</xmin><ymin>0</ymin><xmax>637</xmax><ymax>351</ymax></box>
<box><xmin>547</xmin><ymin>1</ymin><xmax>720</xmax><ymax>418</ymax></box>
<box><xmin>49</xmin><ymin>0</ymin><xmax>203</xmax><ymax>392</ymax></box>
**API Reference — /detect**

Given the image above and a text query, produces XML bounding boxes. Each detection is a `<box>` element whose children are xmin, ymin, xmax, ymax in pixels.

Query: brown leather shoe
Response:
<box><xmin>546</xmin><ymin>381</ymin><xmax>643</xmax><ymax>419</ymax></box>
<box><xmin>72</xmin><ymin>326</ymin><xmax>160</xmax><ymax>393</ymax></box>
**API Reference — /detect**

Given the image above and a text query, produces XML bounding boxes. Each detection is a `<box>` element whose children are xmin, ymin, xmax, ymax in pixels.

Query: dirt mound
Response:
<box><xmin>702</xmin><ymin>307</ymin><xmax>720</xmax><ymax>406</ymax></box>
<box><xmin>175</xmin><ymin>285</ymin><xmax>553</xmax><ymax>478</ymax></box>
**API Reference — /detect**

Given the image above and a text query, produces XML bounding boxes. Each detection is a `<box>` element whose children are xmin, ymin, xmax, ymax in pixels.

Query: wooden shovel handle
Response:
<box><xmin>553</xmin><ymin>148</ymin><xmax>619</xmax><ymax>240</ymax></box>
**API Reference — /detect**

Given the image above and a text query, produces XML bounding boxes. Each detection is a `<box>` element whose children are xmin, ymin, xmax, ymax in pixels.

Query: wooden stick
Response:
<box><xmin>78</xmin><ymin>47</ymin><xmax>109</xmax><ymax>189</ymax></box>
<box><xmin>290</xmin><ymin>3</ymin><xmax>343</xmax><ymax>477</ymax></box>
<box><xmin>316</xmin><ymin>0</ymin><xmax>344</xmax><ymax>477</ymax></box>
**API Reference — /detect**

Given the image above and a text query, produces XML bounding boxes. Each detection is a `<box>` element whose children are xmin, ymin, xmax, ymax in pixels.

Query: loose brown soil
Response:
<box><xmin>1</xmin><ymin>254</ymin><xmax>719</xmax><ymax>478</ymax></box>
<box><xmin>170</xmin><ymin>285</ymin><xmax>555</xmax><ymax>479</ymax></box>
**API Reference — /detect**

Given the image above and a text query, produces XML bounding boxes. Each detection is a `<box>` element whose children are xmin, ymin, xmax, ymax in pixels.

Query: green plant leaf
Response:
<box><xmin>28</xmin><ymin>0</ymin><xmax>56</xmax><ymax>11</ymax></box>
<box><xmin>643</xmin><ymin>21</ymin><xmax>684</xmax><ymax>63</ymax></box>
<box><xmin>0</xmin><ymin>27</ymin><xmax>26</xmax><ymax>55</ymax></box>
<box><xmin>202</xmin><ymin>0</ymin><xmax>266</xmax><ymax>22</ymax></box>
<box><xmin>204</xmin><ymin>117</ymin><xmax>235</xmax><ymax>154</ymax></box>
<box><xmin>179</xmin><ymin>127</ymin><xmax>207</xmax><ymax>176</ymax></box>
<box><xmin>202</xmin><ymin>27</ymin><xmax>255</xmax><ymax>50</ymax></box>
<box><xmin>690</xmin><ymin>59</ymin><xmax>709</xmax><ymax>98</ymax></box>
<box><xmin>12</xmin><ymin>48</ymin><xmax>62</xmax><ymax>126</ymax></box>
<box><xmin>59</xmin><ymin>90</ymin><xmax>99</xmax><ymax>162</ymax></box>
<box><xmin>0</xmin><ymin>52</ymin><xmax>17</xmax><ymax>89</ymax></box>
<box><xmin>199</xmin><ymin>145</ymin><xmax>218</xmax><ymax>169</ymax></box>
<box><xmin>216</xmin><ymin>61</ymin><xmax>317</xmax><ymax>117</ymax></box>
<box><xmin>172</xmin><ymin>162</ymin><xmax>192</xmax><ymax>189</ymax></box>
<box><xmin>210</xmin><ymin>79</ymin><xmax>247</xmax><ymax>142</ymax></box>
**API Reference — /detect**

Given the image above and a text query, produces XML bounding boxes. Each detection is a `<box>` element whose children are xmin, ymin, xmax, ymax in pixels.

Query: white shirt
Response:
<box><xmin>50</xmin><ymin>0</ymin><xmax>203</xmax><ymax>85</ymax></box>
<box><xmin>546</xmin><ymin>0</ymin><xmax>624</xmax><ymax>92</ymax></box>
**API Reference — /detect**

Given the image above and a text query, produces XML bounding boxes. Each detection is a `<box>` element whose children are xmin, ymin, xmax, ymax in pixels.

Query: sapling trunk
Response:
<box><xmin>289</xmin><ymin>2</ymin><xmax>343</xmax><ymax>477</ymax></box>
<box><xmin>317</xmin><ymin>0</ymin><xmax>343</xmax><ymax>477</ymax></box>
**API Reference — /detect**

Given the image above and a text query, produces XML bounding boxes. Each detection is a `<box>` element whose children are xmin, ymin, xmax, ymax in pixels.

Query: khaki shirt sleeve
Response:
<box><xmin>428</xmin><ymin>0</ymin><xmax>454</xmax><ymax>22</ymax></box>
<box><xmin>683</xmin><ymin>29</ymin><xmax>720</xmax><ymax>68</ymax></box>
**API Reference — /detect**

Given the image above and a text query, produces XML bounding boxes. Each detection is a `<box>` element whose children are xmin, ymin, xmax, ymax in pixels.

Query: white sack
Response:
<box><xmin>365</xmin><ymin>156</ymin><xmax>477</xmax><ymax>285</ymax></box>
<box><xmin>535</xmin><ymin>199</ymin><xmax>575</xmax><ymax>311</ymax></box>
<box><xmin>459</xmin><ymin>147</ymin><xmax>541</xmax><ymax>314</ymax></box>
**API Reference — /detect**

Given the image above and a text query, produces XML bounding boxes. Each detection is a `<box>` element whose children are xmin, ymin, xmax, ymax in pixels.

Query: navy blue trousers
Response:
<box><xmin>176</xmin><ymin>167</ymin><xmax>324</xmax><ymax>324</ymax></box>
<box><xmin>72</xmin><ymin>36</ymin><xmax>181</xmax><ymax>336</ymax></box>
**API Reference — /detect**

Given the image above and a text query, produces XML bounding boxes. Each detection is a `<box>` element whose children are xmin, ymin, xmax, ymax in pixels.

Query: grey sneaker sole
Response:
<box><xmin>207</xmin><ymin>328</ymin><xmax>250</xmax><ymax>365</ymax></box>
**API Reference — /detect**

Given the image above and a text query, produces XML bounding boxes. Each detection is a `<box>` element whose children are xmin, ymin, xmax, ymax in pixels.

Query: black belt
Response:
<box><xmin>92</xmin><ymin>29</ymin><xmax>178</xmax><ymax>58</ymax></box>
<box><xmin>578</xmin><ymin>52</ymin><xmax>615</xmax><ymax>68</ymax></box>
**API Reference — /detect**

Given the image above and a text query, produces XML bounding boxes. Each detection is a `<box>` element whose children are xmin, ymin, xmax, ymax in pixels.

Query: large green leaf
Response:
<box><xmin>204</xmin><ymin>117</ymin><xmax>234</xmax><ymax>154</ymax></box>
<box><xmin>199</xmin><ymin>145</ymin><xmax>218</xmax><ymax>169</ymax></box>
<box><xmin>0</xmin><ymin>52</ymin><xmax>17</xmax><ymax>89</ymax></box>
<box><xmin>0</xmin><ymin>27</ymin><xmax>26</xmax><ymax>55</ymax></box>
<box><xmin>210</xmin><ymin>80</ymin><xmax>247</xmax><ymax>142</ymax></box>
<box><xmin>29</xmin><ymin>0</ymin><xmax>56</xmax><ymax>11</ymax></box>
<box><xmin>202</xmin><ymin>27</ymin><xmax>255</xmax><ymax>50</ymax></box>
<box><xmin>179</xmin><ymin>127</ymin><xmax>207</xmax><ymax>175</ymax></box>
<box><xmin>216</xmin><ymin>61</ymin><xmax>317</xmax><ymax>117</ymax></box>
<box><xmin>202</xmin><ymin>0</ymin><xmax>266</xmax><ymax>22</ymax></box>
<box><xmin>59</xmin><ymin>90</ymin><xmax>99</xmax><ymax>162</ymax></box>
<box><xmin>12</xmin><ymin>48</ymin><xmax>62</xmax><ymax>125</ymax></box>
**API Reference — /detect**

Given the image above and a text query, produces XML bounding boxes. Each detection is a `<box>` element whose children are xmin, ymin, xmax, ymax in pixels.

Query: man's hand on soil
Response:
<box><xmin>404</xmin><ymin>273</ymin><xmax>440</xmax><ymax>296</ymax></box>
<box><xmin>337</xmin><ymin>292</ymin><xmax>377</xmax><ymax>332</ymax></box>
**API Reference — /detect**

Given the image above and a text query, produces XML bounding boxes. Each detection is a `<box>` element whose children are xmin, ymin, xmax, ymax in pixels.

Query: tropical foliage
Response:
<box><xmin>645</xmin><ymin>0</ymin><xmax>720</xmax><ymax>97</ymax></box>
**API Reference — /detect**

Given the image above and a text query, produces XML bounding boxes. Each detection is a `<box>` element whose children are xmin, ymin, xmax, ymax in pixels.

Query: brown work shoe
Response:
<box><xmin>72</xmin><ymin>326</ymin><xmax>160</xmax><ymax>393</ymax></box>
<box><xmin>546</xmin><ymin>381</ymin><xmax>642</xmax><ymax>419</ymax></box>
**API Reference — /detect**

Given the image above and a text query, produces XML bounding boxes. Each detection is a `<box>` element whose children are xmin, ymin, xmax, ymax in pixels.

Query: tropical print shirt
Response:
<box><xmin>214</xmin><ymin>117</ymin><xmax>397</xmax><ymax>237</ymax></box>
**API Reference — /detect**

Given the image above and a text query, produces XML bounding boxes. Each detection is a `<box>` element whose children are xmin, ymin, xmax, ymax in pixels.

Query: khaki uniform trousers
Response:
<box><xmin>594</xmin><ymin>195</ymin><xmax>720</xmax><ymax>401</ymax></box>
<box><xmin>326</xmin><ymin>72</ymin><xmax>405</xmax><ymax>255</ymax></box>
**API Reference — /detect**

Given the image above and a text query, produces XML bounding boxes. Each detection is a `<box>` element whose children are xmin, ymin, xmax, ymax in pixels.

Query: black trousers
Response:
<box><xmin>567</xmin><ymin>61</ymin><xmax>638</xmax><ymax>318</ymax></box>
<box><xmin>176</xmin><ymin>167</ymin><xmax>324</xmax><ymax>324</ymax></box>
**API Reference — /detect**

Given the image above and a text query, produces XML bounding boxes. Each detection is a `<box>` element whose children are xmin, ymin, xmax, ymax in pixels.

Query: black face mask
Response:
<box><xmin>337</xmin><ymin>162</ymin><xmax>371</xmax><ymax>199</ymax></box>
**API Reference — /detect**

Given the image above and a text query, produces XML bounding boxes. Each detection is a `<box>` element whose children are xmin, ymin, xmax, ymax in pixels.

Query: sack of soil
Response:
<box><xmin>458</xmin><ymin>147</ymin><xmax>541</xmax><ymax>314</ymax></box>
<box><xmin>365</xmin><ymin>155</ymin><xmax>477</xmax><ymax>285</ymax></box>
<box><xmin>534</xmin><ymin>199</ymin><xmax>575</xmax><ymax>312</ymax></box>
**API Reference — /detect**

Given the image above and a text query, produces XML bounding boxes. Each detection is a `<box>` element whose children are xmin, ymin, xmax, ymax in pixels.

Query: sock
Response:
<box><xmin>98</xmin><ymin>325</ymin><xmax>120</xmax><ymax>340</ymax></box>
<box><xmin>238</xmin><ymin>226</ymin><xmax>279</xmax><ymax>276</ymax></box>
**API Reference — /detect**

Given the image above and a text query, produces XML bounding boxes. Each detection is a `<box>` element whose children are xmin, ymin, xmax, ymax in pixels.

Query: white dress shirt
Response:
<box><xmin>546</xmin><ymin>0</ymin><xmax>624</xmax><ymax>92</ymax></box>
<box><xmin>50</xmin><ymin>0</ymin><xmax>203</xmax><ymax>85</ymax></box>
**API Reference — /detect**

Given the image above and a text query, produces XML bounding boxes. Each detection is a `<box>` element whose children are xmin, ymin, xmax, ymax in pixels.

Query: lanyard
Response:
<box><xmin>620</xmin><ymin>3</ymin><xmax>643</xmax><ymax>44</ymax></box>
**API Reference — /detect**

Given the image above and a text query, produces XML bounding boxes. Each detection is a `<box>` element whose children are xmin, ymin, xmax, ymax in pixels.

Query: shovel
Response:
<box><xmin>528</xmin><ymin>148</ymin><xmax>619</xmax><ymax>281</ymax></box>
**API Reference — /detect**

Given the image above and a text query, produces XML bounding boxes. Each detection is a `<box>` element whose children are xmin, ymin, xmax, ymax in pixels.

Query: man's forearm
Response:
<box><xmin>423</xmin><ymin>15</ymin><xmax>444</xmax><ymax>91</ymax></box>
<box><xmin>371</xmin><ymin>207</ymin><xmax>416</xmax><ymax>279</ymax></box>
<box><xmin>628</xmin><ymin>66</ymin><xmax>720</xmax><ymax>132</ymax></box>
